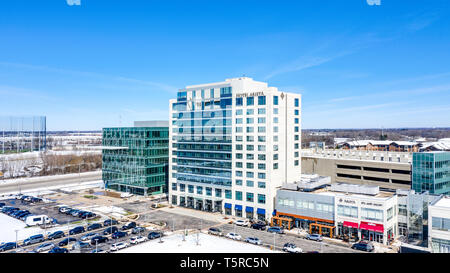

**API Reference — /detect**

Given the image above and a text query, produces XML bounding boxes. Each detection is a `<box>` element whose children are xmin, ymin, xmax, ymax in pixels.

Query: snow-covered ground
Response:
<box><xmin>0</xmin><ymin>170</ymin><xmax>101</xmax><ymax>186</ymax></box>
<box><xmin>0</xmin><ymin>213</ymin><xmax>50</xmax><ymax>244</ymax></box>
<box><xmin>118</xmin><ymin>233</ymin><xmax>278</xmax><ymax>253</ymax></box>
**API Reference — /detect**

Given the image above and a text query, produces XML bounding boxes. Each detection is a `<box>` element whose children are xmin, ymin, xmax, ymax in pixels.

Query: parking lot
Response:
<box><xmin>139</xmin><ymin>210</ymin><xmax>219</xmax><ymax>231</ymax></box>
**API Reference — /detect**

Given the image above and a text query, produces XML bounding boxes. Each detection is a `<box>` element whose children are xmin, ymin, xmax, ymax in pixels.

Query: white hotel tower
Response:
<box><xmin>169</xmin><ymin>77</ymin><xmax>301</xmax><ymax>221</ymax></box>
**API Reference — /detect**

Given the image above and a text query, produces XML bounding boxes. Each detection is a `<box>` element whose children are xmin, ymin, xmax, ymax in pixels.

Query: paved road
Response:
<box><xmin>217</xmin><ymin>223</ymin><xmax>362</xmax><ymax>253</ymax></box>
<box><xmin>0</xmin><ymin>172</ymin><xmax>101</xmax><ymax>195</ymax></box>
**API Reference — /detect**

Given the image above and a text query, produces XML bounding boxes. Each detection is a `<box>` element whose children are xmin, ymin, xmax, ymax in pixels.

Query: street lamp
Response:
<box><xmin>14</xmin><ymin>229</ymin><xmax>19</xmax><ymax>251</ymax></box>
<box><xmin>95</xmin><ymin>239</ymin><xmax>98</xmax><ymax>253</ymax></box>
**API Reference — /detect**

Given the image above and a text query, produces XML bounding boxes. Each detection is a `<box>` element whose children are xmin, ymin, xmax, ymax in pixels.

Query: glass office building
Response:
<box><xmin>412</xmin><ymin>152</ymin><xmax>450</xmax><ymax>195</ymax></box>
<box><xmin>169</xmin><ymin>77</ymin><xmax>302</xmax><ymax>221</ymax></box>
<box><xmin>102</xmin><ymin>121</ymin><xmax>169</xmax><ymax>196</ymax></box>
<box><xmin>0</xmin><ymin>116</ymin><xmax>46</xmax><ymax>154</ymax></box>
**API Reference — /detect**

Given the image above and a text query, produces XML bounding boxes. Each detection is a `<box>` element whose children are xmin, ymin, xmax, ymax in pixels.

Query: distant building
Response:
<box><xmin>0</xmin><ymin>116</ymin><xmax>46</xmax><ymax>153</ymax></box>
<box><xmin>338</xmin><ymin>140</ymin><xmax>419</xmax><ymax>152</ymax></box>
<box><xmin>412</xmin><ymin>152</ymin><xmax>450</xmax><ymax>195</ymax></box>
<box><xmin>102</xmin><ymin>121</ymin><xmax>169</xmax><ymax>196</ymax></box>
<box><xmin>309</xmin><ymin>141</ymin><xmax>325</xmax><ymax>149</ymax></box>
<box><xmin>428</xmin><ymin>196</ymin><xmax>450</xmax><ymax>253</ymax></box>
<box><xmin>419</xmin><ymin>138</ymin><xmax>450</xmax><ymax>152</ymax></box>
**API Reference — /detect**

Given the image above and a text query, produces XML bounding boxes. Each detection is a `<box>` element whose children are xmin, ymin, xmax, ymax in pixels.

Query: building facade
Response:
<box><xmin>102</xmin><ymin>121</ymin><xmax>169</xmax><ymax>196</ymax></box>
<box><xmin>169</xmin><ymin>77</ymin><xmax>302</xmax><ymax>221</ymax></box>
<box><xmin>428</xmin><ymin>196</ymin><xmax>450</xmax><ymax>253</ymax></box>
<box><xmin>412</xmin><ymin>152</ymin><xmax>450</xmax><ymax>195</ymax></box>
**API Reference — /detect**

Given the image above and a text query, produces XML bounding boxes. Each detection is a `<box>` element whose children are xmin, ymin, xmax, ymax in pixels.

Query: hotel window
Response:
<box><xmin>295</xmin><ymin>118</ymin><xmax>299</xmax><ymax>124</ymax></box>
<box><xmin>258</xmin><ymin>182</ymin><xmax>266</xmax><ymax>188</ymax></box>
<box><xmin>258</xmin><ymin>117</ymin><xmax>266</xmax><ymax>124</ymax></box>
<box><xmin>246</xmin><ymin>180</ymin><xmax>254</xmax><ymax>187</ymax></box>
<box><xmin>361</xmin><ymin>208</ymin><xmax>383</xmax><ymax>222</ymax></box>
<box><xmin>273</xmin><ymin>154</ymin><xmax>278</xmax><ymax>160</ymax></box>
<box><xmin>295</xmin><ymin>160</ymin><xmax>299</xmax><ymax>166</ymax></box>
<box><xmin>210</xmin><ymin>88</ymin><xmax>215</xmax><ymax>98</ymax></box>
<box><xmin>236</xmin><ymin>127</ymin><xmax>242</xmax><ymax>133</ymax></box>
<box><xmin>236</xmin><ymin>118</ymin><xmax>242</xmax><ymax>124</ymax></box>
<box><xmin>295</xmin><ymin>98</ymin><xmax>299</xmax><ymax>107</ymax></box>
<box><xmin>215</xmin><ymin>188</ymin><xmax>222</xmax><ymax>197</ymax></box>
<box><xmin>258</xmin><ymin>108</ymin><xmax>266</xmax><ymax>114</ymax></box>
<box><xmin>274</xmin><ymin>108</ymin><xmax>278</xmax><ymax>114</ymax></box>
<box><xmin>246</xmin><ymin>135</ymin><xmax>254</xmax><ymax>142</ymax></box>
<box><xmin>258</xmin><ymin>96</ymin><xmax>266</xmax><ymax>105</ymax></box>
<box><xmin>258</xmin><ymin>163</ymin><xmax>266</xmax><ymax>170</ymax></box>
<box><xmin>235</xmin><ymin>179</ymin><xmax>243</xmax><ymax>186</ymax></box>
<box><xmin>274</xmin><ymin>126</ymin><xmax>278</xmax><ymax>133</ymax></box>
<box><xmin>274</xmin><ymin>145</ymin><xmax>278</xmax><ymax>151</ymax></box>
<box><xmin>295</xmin><ymin>126</ymin><xmax>299</xmax><ymax>132</ymax></box>
<box><xmin>236</xmin><ymin>162</ymin><xmax>243</xmax><ymax>168</ymax></box>
<box><xmin>188</xmin><ymin>185</ymin><xmax>194</xmax><ymax>193</ymax></box>
<box><xmin>246</xmin><ymin>172</ymin><xmax>254</xmax><ymax>178</ymax></box>
<box><xmin>246</xmin><ymin>192</ymin><xmax>254</xmax><ymax>202</ymax></box>
<box><xmin>258</xmin><ymin>173</ymin><xmax>266</xmax><ymax>179</ymax></box>
<box><xmin>258</xmin><ymin>154</ymin><xmax>266</xmax><ymax>160</ymax></box>
<box><xmin>236</xmin><ymin>135</ymin><xmax>243</xmax><ymax>141</ymax></box>
<box><xmin>247</xmin><ymin>97</ymin><xmax>254</xmax><ymax>106</ymax></box>
<box><xmin>295</xmin><ymin>143</ymin><xmax>299</xmax><ymax>149</ymax></box>
<box><xmin>235</xmin><ymin>191</ymin><xmax>243</xmax><ymax>201</ymax></box>
<box><xmin>295</xmin><ymin>109</ymin><xmax>299</xmax><ymax>115</ymax></box>
<box><xmin>236</xmin><ymin>171</ymin><xmax>243</xmax><ymax>177</ymax></box>
<box><xmin>246</xmin><ymin>163</ymin><xmax>254</xmax><ymax>169</ymax></box>
<box><xmin>236</xmin><ymin>144</ymin><xmax>243</xmax><ymax>150</ymax></box>
<box><xmin>179</xmin><ymin>184</ymin><xmax>185</xmax><ymax>192</ymax></box>
<box><xmin>295</xmin><ymin>151</ymin><xmax>299</xmax><ymax>157</ymax></box>
<box><xmin>201</xmin><ymin>89</ymin><xmax>205</xmax><ymax>98</ymax></box>
<box><xmin>236</xmin><ymin>109</ymin><xmax>243</xmax><ymax>115</ymax></box>
<box><xmin>258</xmin><ymin>126</ymin><xmax>266</xmax><ymax>133</ymax></box>
<box><xmin>225</xmin><ymin>190</ymin><xmax>232</xmax><ymax>199</ymax></box>
<box><xmin>246</xmin><ymin>154</ymin><xmax>254</xmax><ymax>160</ymax></box>
<box><xmin>273</xmin><ymin>96</ymin><xmax>279</xmax><ymax>105</ymax></box>
<box><xmin>258</xmin><ymin>136</ymin><xmax>266</xmax><ymax>142</ymax></box>
<box><xmin>247</xmin><ymin>145</ymin><xmax>254</xmax><ymax>151</ymax></box>
<box><xmin>247</xmin><ymin>109</ymin><xmax>254</xmax><ymax>115</ymax></box>
<box><xmin>295</xmin><ymin>135</ymin><xmax>299</xmax><ymax>140</ymax></box>
<box><xmin>197</xmin><ymin>186</ymin><xmax>203</xmax><ymax>195</ymax></box>
<box><xmin>246</xmin><ymin>127</ymin><xmax>254</xmax><ymax>133</ymax></box>
<box><xmin>273</xmin><ymin>163</ymin><xmax>278</xmax><ymax>169</ymax></box>
<box><xmin>258</xmin><ymin>145</ymin><xmax>266</xmax><ymax>152</ymax></box>
<box><xmin>274</xmin><ymin>135</ymin><xmax>278</xmax><ymax>142</ymax></box>
<box><xmin>273</xmin><ymin>117</ymin><xmax>278</xmax><ymax>123</ymax></box>
<box><xmin>206</xmin><ymin>187</ymin><xmax>212</xmax><ymax>196</ymax></box>
<box><xmin>236</xmin><ymin>97</ymin><xmax>243</xmax><ymax>106</ymax></box>
<box><xmin>236</xmin><ymin>153</ymin><xmax>243</xmax><ymax>159</ymax></box>
<box><xmin>172</xmin><ymin>183</ymin><xmax>177</xmax><ymax>191</ymax></box>
<box><xmin>246</xmin><ymin>117</ymin><xmax>254</xmax><ymax>124</ymax></box>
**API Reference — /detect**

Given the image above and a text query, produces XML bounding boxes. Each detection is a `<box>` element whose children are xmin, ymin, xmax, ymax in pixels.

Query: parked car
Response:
<box><xmin>0</xmin><ymin>242</ymin><xmax>17</xmax><ymax>252</ymax></box>
<box><xmin>72</xmin><ymin>241</ymin><xmax>91</xmax><ymax>250</ymax></box>
<box><xmin>49</xmin><ymin>247</ymin><xmax>69</xmax><ymax>253</ymax></box>
<box><xmin>0</xmin><ymin>202</ymin><xmax>6</xmax><ymax>208</ymax></box>
<box><xmin>110</xmin><ymin>242</ymin><xmax>128</xmax><ymax>252</ymax></box>
<box><xmin>23</xmin><ymin>234</ymin><xmax>45</xmax><ymax>246</ymax></box>
<box><xmin>30</xmin><ymin>197</ymin><xmax>42</xmax><ymax>203</ymax></box>
<box><xmin>244</xmin><ymin>237</ymin><xmax>262</xmax><ymax>245</ymax></box>
<box><xmin>131</xmin><ymin>227</ymin><xmax>146</xmax><ymax>235</ymax></box>
<box><xmin>58</xmin><ymin>206</ymin><xmax>70</xmax><ymax>213</ymax></box>
<box><xmin>34</xmin><ymin>242</ymin><xmax>55</xmax><ymax>253</ymax></box>
<box><xmin>87</xmin><ymin>223</ymin><xmax>102</xmax><ymax>231</ymax></box>
<box><xmin>130</xmin><ymin>236</ymin><xmax>147</xmax><ymax>244</ymax></box>
<box><xmin>6</xmin><ymin>208</ymin><xmax>19</xmax><ymax>215</ymax></box>
<box><xmin>47</xmin><ymin>231</ymin><xmax>65</xmax><ymax>240</ymax></box>
<box><xmin>306</xmin><ymin>234</ymin><xmax>323</xmax><ymax>242</ymax></box>
<box><xmin>147</xmin><ymin>232</ymin><xmax>162</xmax><ymax>240</ymax></box>
<box><xmin>80</xmin><ymin>233</ymin><xmax>100</xmax><ymax>242</ymax></box>
<box><xmin>267</xmin><ymin>226</ymin><xmax>284</xmax><ymax>234</ymax></box>
<box><xmin>251</xmin><ymin>222</ymin><xmax>267</xmax><ymax>230</ymax></box>
<box><xmin>111</xmin><ymin>231</ymin><xmax>128</xmax><ymax>239</ymax></box>
<box><xmin>20</xmin><ymin>213</ymin><xmax>32</xmax><ymax>221</ymax></box>
<box><xmin>283</xmin><ymin>243</ymin><xmax>303</xmax><ymax>253</ymax></box>
<box><xmin>25</xmin><ymin>215</ymin><xmax>52</xmax><ymax>226</ymax></box>
<box><xmin>15</xmin><ymin>194</ymin><xmax>23</xmax><ymax>200</ymax></box>
<box><xmin>69</xmin><ymin>209</ymin><xmax>81</xmax><ymax>217</ymax></box>
<box><xmin>81</xmin><ymin>212</ymin><xmax>96</xmax><ymax>219</ymax></box>
<box><xmin>225</xmin><ymin>232</ymin><xmax>242</xmax><ymax>240</ymax></box>
<box><xmin>58</xmin><ymin>237</ymin><xmax>77</xmax><ymax>247</ymax></box>
<box><xmin>121</xmin><ymin>222</ymin><xmax>137</xmax><ymax>230</ymax></box>
<box><xmin>90</xmin><ymin>236</ymin><xmax>109</xmax><ymax>245</ymax></box>
<box><xmin>74</xmin><ymin>210</ymin><xmax>86</xmax><ymax>217</ymax></box>
<box><xmin>69</xmin><ymin>226</ymin><xmax>85</xmax><ymax>235</ymax></box>
<box><xmin>235</xmin><ymin>219</ymin><xmax>249</xmax><ymax>227</ymax></box>
<box><xmin>103</xmin><ymin>219</ymin><xmax>119</xmax><ymax>226</ymax></box>
<box><xmin>351</xmin><ymin>241</ymin><xmax>375</xmax><ymax>252</ymax></box>
<box><xmin>91</xmin><ymin>249</ymin><xmax>105</xmax><ymax>253</ymax></box>
<box><xmin>207</xmin><ymin>227</ymin><xmax>222</xmax><ymax>236</ymax></box>
<box><xmin>65</xmin><ymin>209</ymin><xmax>77</xmax><ymax>215</ymax></box>
<box><xmin>103</xmin><ymin>226</ymin><xmax>118</xmax><ymax>235</ymax></box>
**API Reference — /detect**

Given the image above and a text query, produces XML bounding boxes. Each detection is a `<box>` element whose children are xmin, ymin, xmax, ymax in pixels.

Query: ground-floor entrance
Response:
<box><xmin>271</xmin><ymin>212</ymin><xmax>335</xmax><ymax>238</ymax></box>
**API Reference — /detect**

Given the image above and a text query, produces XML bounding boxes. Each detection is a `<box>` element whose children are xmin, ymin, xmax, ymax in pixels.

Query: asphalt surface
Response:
<box><xmin>139</xmin><ymin>210</ymin><xmax>219</xmax><ymax>231</ymax></box>
<box><xmin>216</xmin><ymin>223</ymin><xmax>363</xmax><ymax>253</ymax></box>
<box><xmin>0</xmin><ymin>172</ymin><xmax>101</xmax><ymax>195</ymax></box>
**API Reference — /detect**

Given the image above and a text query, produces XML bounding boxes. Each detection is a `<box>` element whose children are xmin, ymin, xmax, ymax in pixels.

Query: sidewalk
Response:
<box><xmin>159</xmin><ymin>206</ymin><xmax>231</xmax><ymax>226</ymax></box>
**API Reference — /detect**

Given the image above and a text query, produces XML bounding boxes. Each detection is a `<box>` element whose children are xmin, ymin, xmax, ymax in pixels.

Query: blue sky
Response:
<box><xmin>0</xmin><ymin>0</ymin><xmax>449</xmax><ymax>130</ymax></box>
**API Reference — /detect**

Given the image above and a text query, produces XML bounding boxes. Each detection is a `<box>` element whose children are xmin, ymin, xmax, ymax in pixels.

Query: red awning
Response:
<box><xmin>359</xmin><ymin>222</ymin><xmax>384</xmax><ymax>233</ymax></box>
<box><xmin>343</xmin><ymin>221</ymin><xmax>359</xmax><ymax>229</ymax></box>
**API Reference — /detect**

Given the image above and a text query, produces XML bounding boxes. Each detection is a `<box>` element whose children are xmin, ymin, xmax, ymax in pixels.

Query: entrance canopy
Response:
<box><xmin>224</xmin><ymin>203</ymin><xmax>232</xmax><ymax>209</ymax></box>
<box><xmin>360</xmin><ymin>222</ymin><xmax>384</xmax><ymax>233</ymax></box>
<box><xmin>257</xmin><ymin>208</ymin><xmax>265</xmax><ymax>215</ymax></box>
<box><xmin>246</xmin><ymin>206</ymin><xmax>253</xmax><ymax>213</ymax></box>
<box><xmin>343</xmin><ymin>221</ymin><xmax>359</xmax><ymax>229</ymax></box>
<box><xmin>235</xmin><ymin>205</ymin><xmax>242</xmax><ymax>211</ymax></box>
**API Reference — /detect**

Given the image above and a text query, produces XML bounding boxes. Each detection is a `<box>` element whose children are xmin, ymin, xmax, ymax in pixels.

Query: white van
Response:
<box><xmin>25</xmin><ymin>215</ymin><xmax>52</xmax><ymax>226</ymax></box>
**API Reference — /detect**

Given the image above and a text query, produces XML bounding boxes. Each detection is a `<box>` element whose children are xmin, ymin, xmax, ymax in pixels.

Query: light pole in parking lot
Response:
<box><xmin>273</xmin><ymin>232</ymin><xmax>276</xmax><ymax>251</ymax></box>
<box><xmin>94</xmin><ymin>239</ymin><xmax>98</xmax><ymax>253</ymax></box>
<box><xmin>14</xmin><ymin>229</ymin><xmax>19</xmax><ymax>250</ymax></box>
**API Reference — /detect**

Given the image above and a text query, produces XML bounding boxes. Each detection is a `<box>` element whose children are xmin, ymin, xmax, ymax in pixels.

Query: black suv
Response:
<box><xmin>47</xmin><ymin>231</ymin><xmax>65</xmax><ymax>240</ymax></box>
<box><xmin>58</xmin><ymin>237</ymin><xmax>77</xmax><ymax>247</ymax></box>
<box><xmin>103</xmin><ymin>219</ymin><xmax>119</xmax><ymax>226</ymax></box>
<box><xmin>148</xmin><ymin>232</ymin><xmax>162</xmax><ymax>240</ymax></box>
<box><xmin>131</xmin><ymin>227</ymin><xmax>146</xmax><ymax>234</ymax></box>
<box><xmin>103</xmin><ymin>226</ymin><xmax>118</xmax><ymax>235</ymax></box>
<box><xmin>351</xmin><ymin>241</ymin><xmax>375</xmax><ymax>252</ymax></box>
<box><xmin>90</xmin><ymin>236</ymin><xmax>109</xmax><ymax>245</ymax></box>
<box><xmin>251</xmin><ymin>222</ymin><xmax>267</xmax><ymax>230</ymax></box>
<box><xmin>87</xmin><ymin>223</ymin><xmax>102</xmax><ymax>231</ymax></box>
<box><xmin>69</xmin><ymin>226</ymin><xmax>85</xmax><ymax>235</ymax></box>
<box><xmin>121</xmin><ymin>222</ymin><xmax>137</xmax><ymax>230</ymax></box>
